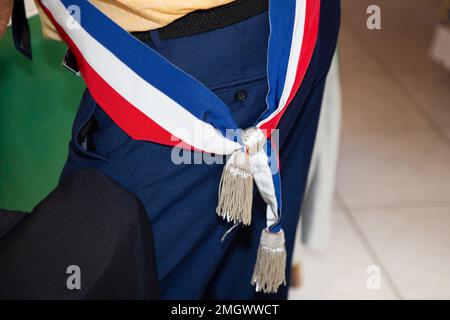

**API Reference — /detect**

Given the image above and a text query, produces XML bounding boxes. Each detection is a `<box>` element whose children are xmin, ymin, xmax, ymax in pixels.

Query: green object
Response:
<box><xmin>0</xmin><ymin>16</ymin><xmax>84</xmax><ymax>211</ymax></box>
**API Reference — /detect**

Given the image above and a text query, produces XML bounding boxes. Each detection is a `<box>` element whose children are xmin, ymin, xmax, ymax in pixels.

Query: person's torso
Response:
<box><xmin>35</xmin><ymin>0</ymin><xmax>236</xmax><ymax>40</ymax></box>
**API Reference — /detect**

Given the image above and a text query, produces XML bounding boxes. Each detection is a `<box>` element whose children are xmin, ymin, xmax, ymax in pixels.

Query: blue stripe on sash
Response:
<box><xmin>266</xmin><ymin>140</ymin><xmax>283</xmax><ymax>231</ymax></box>
<box><xmin>265</xmin><ymin>0</ymin><xmax>296</xmax><ymax>115</ymax></box>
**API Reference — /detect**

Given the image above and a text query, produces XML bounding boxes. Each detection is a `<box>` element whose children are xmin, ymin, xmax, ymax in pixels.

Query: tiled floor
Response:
<box><xmin>290</xmin><ymin>0</ymin><xmax>450</xmax><ymax>300</ymax></box>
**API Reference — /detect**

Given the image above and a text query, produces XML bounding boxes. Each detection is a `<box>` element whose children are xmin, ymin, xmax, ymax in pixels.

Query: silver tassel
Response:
<box><xmin>216</xmin><ymin>127</ymin><xmax>266</xmax><ymax>226</ymax></box>
<box><xmin>251</xmin><ymin>228</ymin><xmax>286</xmax><ymax>293</ymax></box>
<box><xmin>216</xmin><ymin>150</ymin><xmax>253</xmax><ymax>225</ymax></box>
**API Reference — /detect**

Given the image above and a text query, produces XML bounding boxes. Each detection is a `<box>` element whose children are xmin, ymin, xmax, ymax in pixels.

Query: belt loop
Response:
<box><xmin>150</xmin><ymin>30</ymin><xmax>164</xmax><ymax>49</ymax></box>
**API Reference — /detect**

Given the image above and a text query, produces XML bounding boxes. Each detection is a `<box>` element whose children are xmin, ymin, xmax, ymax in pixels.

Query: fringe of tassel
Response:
<box><xmin>251</xmin><ymin>229</ymin><xmax>286</xmax><ymax>294</ymax></box>
<box><xmin>216</xmin><ymin>127</ymin><xmax>266</xmax><ymax>226</ymax></box>
<box><xmin>216</xmin><ymin>150</ymin><xmax>253</xmax><ymax>225</ymax></box>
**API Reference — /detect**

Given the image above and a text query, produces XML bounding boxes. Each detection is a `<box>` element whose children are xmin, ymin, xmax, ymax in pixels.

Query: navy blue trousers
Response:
<box><xmin>61</xmin><ymin>2</ymin><xmax>340</xmax><ymax>299</ymax></box>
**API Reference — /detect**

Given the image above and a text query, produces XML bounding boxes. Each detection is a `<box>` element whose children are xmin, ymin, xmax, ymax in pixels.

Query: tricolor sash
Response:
<box><xmin>36</xmin><ymin>0</ymin><xmax>320</xmax><ymax>293</ymax></box>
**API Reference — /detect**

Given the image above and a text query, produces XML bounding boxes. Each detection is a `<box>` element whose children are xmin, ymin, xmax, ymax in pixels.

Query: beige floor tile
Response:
<box><xmin>342</xmin><ymin>0</ymin><xmax>450</xmax><ymax>129</ymax></box>
<box><xmin>342</xmin><ymin>0</ymin><xmax>441</xmax><ymax>55</ymax></box>
<box><xmin>343</xmin><ymin>0</ymin><xmax>441</xmax><ymax>73</ymax></box>
<box><xmin>339</xmin><ymin>24</ymin><xmax>378</xmax><ymax>75</ymax></box>
<box><xmin>339</xmin><ymin>25</ymin><xmax>430</xmax><ymax>135</ymax></box>
<box><xmin>399</xmin><ymin>74</ymin><xmax>450</xmax><ymax>129</ymax></box>
<box><xmin>352</xmin><ymin>206</ymin><xmax>450</xmax><ymax>299</ymax></box>
<box><xmin>289</xmin><ymin>209</ymin><xmax>397</xmax><ymax>300</ymax></box>
<box><xmin>337</xmin><ymin>131</ymin><xmax>450</xmax><ymax>209</ymax></box>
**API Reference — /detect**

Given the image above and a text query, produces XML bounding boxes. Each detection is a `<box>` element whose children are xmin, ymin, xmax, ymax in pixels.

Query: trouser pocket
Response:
<box><xmin>70</xmin><ymin>89</ymin><xmax>133</xmax><ymax>162</ymax></box>
<box><xmin>212</xmin><ymin>74</ymin><xmax>268</xmax><ymax>129</ymax></box>
<box><xmin>69</xmin><ymin>90</ymin><xmax>106</xmax><ymax>161</ymax></box>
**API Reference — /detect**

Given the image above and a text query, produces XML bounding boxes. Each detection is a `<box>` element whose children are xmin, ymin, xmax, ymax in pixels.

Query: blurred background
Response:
<box><xmin>0</xmin><ymin>0</ymin><xmax>84</xmax><ymax>212</ymax></box>
<box><xmin>290</xmin><ymin>0</ymin><xmax>450</xmax><ymax>299</ymax></box>
<box><xmin>0</xmin><ymin>0</ymin><xmax>449</xmax><ymax>299</ymax></box>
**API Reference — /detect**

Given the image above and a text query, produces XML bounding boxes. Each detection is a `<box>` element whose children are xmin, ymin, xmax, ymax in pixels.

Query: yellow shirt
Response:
<box><xmin>36</xmin><ymin>0</ymin><xmax>236</xmax><ymax>40</ymax></box>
